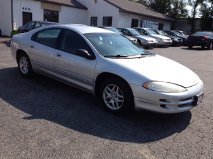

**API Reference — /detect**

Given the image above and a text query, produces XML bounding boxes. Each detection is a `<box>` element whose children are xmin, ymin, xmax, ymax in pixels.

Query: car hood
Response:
<box><xmin>136</xmin><ymin>35</ymin><xmax>156</xmax><ymax>41</ymax></box>
<box><xmin>125</xmin><ymin>35</ymin><xmax>137</xmax><ymax>41</ymax></box>
<box><xmin>110</xmin><ymin>55</ymin><xmax>200</xmax><ymax>87</ymax></box>
<box><xmin>151</xmin><ymin>34</ymin><xmax>170</xmax><ymax>40</ymax></box>
<box><xmin>168</xmin><ymin>35</ymin><xmax>180</xmax><ymax>39</ymax></box>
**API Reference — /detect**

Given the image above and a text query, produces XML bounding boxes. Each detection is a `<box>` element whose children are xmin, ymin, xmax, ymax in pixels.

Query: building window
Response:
<box><xmin>90</xmin><ymin>17</ymin><xmax>98</xmax><ymax>26</ymax></box>
<box><xmin>131</xmin><ymin>19</ymin><xmax>139</xmax><ymax>27</ymax></box>
<box><xmin>44</xmin><ymin>9</ymin><xmax>59</xmax><ymax>22</ymax></box>
<box><xmin>158</xmin><ymin>23</ymin><xmax>164</xmax><ymax>30</ymax></box>
<box><xmin>103</xmin><ymin>17</ymin><xmax>112</xmax><ymax>26</ymax></box>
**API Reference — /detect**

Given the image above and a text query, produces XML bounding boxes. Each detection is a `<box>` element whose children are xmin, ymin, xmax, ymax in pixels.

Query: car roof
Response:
<box><xmin>60</xmin><ymin>24</ymin><xmax>114</xmax><ymax>34</ymax></box>
<box><xmin>33</xmin><ymin>21</ymin><xmax>56</xmax><ymax>24</ymax></box>
<box><xmin>142</xmin><ymin>28</ymin><xmax>151</xmax><ymax>30</ymax></box>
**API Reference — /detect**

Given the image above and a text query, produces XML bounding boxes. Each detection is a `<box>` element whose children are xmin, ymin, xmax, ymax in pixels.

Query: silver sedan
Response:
<box><xmin>11</xmin><ymin>24</ymin><xmax>204</xmax><ymax>114</ymax></box>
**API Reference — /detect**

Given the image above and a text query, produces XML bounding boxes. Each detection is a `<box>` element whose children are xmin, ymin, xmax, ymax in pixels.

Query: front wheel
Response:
<box><xmin>17</xmin><ymin>53</ymin><xmax>33</xmax><ymax>77</ymax></box>
<box><xmin>99</xmin><ymin>77</ymin><xmax>134</xmax><ymax>114</ymax></box>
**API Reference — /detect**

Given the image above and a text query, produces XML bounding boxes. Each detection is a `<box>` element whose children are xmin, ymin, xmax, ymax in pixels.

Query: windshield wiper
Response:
<box><xmin>104</xmin><ymin>55</ymin><xmax>129</xmax><ymax>58</ymax></box>
<box><xmin>104</xmin><ymin>52</ymin><xmax>156</xmax><ymax>58</ymax></box>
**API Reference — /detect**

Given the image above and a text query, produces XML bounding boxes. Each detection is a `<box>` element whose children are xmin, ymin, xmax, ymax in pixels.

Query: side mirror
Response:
<box><xmin>76</xmin><ymin>49</ymin><xmax>95</xmax><ymax>60</ymax></box>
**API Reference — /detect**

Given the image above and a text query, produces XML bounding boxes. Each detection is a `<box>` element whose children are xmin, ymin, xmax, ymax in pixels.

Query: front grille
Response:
<box><xmin>159</xmin><ymin>97</ymin><xmax>194</xmax><ymax>109</ymax></box>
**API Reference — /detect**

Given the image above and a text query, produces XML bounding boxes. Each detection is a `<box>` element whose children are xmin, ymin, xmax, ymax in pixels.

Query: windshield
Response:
<box><xmin>146</xmin><ymin>29</ymin><xmax>158</xmax><ymax>35</ymax></box>
<box><xmin>157</xmin><ymin>30</ymin><xmax>168</xmax><ymax>36</ymax></box>
<box><xmin>128</xmin><ymin>29</ymin><xmax>140</xmax><ymax>36</ymax></box>
<box><xmin>85</xmin><ymin>33</ymin><xmax>147</xmax><ymax>57</ymax></box>
<box><xmin>41</xmin><ymin>22</ymin><xmax>56</xmax><ymax>27</ymax></box>
<box><xmin>106</xmin><ymin>28</ymin><xmax>121</xmax><ymax>34</ymax></box>
<box><xmin>172</xmin><ymin>31</ymin><xmax>183</xmax><ymax>36</ymax></box>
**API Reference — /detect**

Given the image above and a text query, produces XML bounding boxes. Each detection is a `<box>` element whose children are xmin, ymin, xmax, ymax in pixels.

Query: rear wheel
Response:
<box><xmin>188</xmin><ymin>45</ymin><xmax>192</xmax><ymax>49</ymax></box>
<box><xmin>99</xmin><ymin>77</ymin><xmax>134</xmax><ymax>114</ymax></box>
<box><xmin>207</xmin><ymin>43</ymin><xmax>213</xmax><ymax>50</ymax></box>
<box><xmin>17</xmin><ymin>53</ymin><xmax>33</xmax><ymax>77</ymax></box>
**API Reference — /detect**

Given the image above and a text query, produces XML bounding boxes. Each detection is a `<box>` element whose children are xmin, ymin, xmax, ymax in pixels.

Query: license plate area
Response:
<box><xmin>192</xmin><ymin>93</ymin><xmax>204</xmax><ymax>106</ymax></box>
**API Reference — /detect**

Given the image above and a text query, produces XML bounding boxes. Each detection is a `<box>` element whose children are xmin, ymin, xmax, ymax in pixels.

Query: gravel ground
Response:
<box><xmin>0</xmin><ymin>41</ymin><xmax>213</xmax><ymax>159</ymax></box>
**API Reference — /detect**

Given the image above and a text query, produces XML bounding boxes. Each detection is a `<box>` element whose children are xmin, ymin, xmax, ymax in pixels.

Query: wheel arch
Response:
<box><xmin>94</xmin><ymin>72</ymin><xmax>134</xmax><ymax>97</ymax></box>
<box><xmin>16</xmin><ymin>49</ymin><xmax>28</xmax><ymax>63</ymax></box>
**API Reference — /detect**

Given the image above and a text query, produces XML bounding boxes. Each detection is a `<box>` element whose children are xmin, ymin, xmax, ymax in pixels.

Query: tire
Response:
<box><xmin>17</xmin><ymin>52</ymin><xmax>33</xmax><ymax>77</ymax></box>
<box><xmin>207</xmin><ymin>43</ymin><xmax>213</xmax><ymax>50</ymax></box>
<box><xmin>99</xmin><ymin>77</ymin><xmax>134</xmax><ymax>114</ymax></box>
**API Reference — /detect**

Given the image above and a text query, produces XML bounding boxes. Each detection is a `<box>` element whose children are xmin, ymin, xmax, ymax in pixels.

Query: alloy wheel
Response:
<box><xmin>19</xmin><ymin>56</ymin><xmax>29</xmax><ymax>75</ymax></box>
<box><xmin>103</xmin><ymin>84</ymin><xmax>124</xmax><ymax>110</ymax></box>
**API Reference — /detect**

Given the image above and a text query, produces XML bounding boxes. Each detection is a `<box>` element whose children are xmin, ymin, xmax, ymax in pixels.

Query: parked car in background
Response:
<box><xmin>18</xmin><ymin>21</ymin><xmax>56</xmax><ymax>33</ymax></box>
<box><xmin>155</xmin><ymin>30</ymin><xmax>183</xmax><ymax>46</ymax></box>
<box><xmin>173</xmin><ymin>30</ymin><xmax>188</xmax><ymax>37</ymax></box>
<box><xmin>164</xmin><ymin>30</ymin><xmax>188</xmax><ymax>45</ymax></box>
<box><xmin>117</xmin><ymin>28</ymin><xmax>157</xmax><ymax>49</ymax></box>
<box><xmin>135</xmin><ymin>28</ymin><xmax>172</xmax><ymax>47</ymax></box>
<box><xmin>10</xmin><ymin>24</ymin><xmax>204</xmax><ymax>114</ymax></box>
<box><xmin>103</xmin><ymin>27</ymin><xmax>138</xmax><ymax>44</ymax></box>
<box><xmin>187</xmin><ymin>31</ymin><xmax>213</xmax><ymax>50</ymax></box>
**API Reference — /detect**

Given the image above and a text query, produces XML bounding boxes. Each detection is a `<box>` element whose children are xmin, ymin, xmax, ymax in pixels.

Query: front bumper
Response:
<box><xmin>157</xmin><ymin>41</ymin><xmax>172</xmax><ymax>46</ymax></box>
<box><xmin>131</xmin><ymin>81</ymin><xmax>204</xmax><ymax>113</ymax></box>
<box><xmin>144</xmin><ymin>42</ymin><xmax>157</xmax><ymax>48</ymax></box>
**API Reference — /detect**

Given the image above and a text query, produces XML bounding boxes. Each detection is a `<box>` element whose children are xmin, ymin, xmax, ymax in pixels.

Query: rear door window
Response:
<box><xmin>32</xmin><ymin>28</ymin><xmax>61</xmax><ymax>48</ymax></box>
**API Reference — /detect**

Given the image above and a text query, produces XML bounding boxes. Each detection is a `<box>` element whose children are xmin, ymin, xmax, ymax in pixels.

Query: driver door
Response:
<box><xmin>54</xmin><ymin>29</ymin><xmax>97</xmax><ymax>92</ymax></box>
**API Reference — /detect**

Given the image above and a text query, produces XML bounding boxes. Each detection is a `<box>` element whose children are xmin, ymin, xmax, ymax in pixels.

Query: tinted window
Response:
<box><xmin>128</xmin><ymin>29</ymin><xmax>140</xmax><ymax>36</ymax></box>
<box><xmin>122</xmin><ymin>29</ymin><xmax>132</xmax><ymax>36</ymax></box>
<box><xmin>60</xmin><ymin>30</ymin><xmax>92</xmax><ymax>55</ymax></box>
<box><xmin>146</xmin><ymin>29</ymin><xmax>157</xmax><ymax>35</ymax></box>
<box><xmin>35</xmin><ymin>22</ymin><xmax>41</xmax><ymax>28</ymax></box>
<box><xmin>33</xmin><ymin>28</ymin><xmax>61</xmax><ymax>48</ymax></box>
<box><xmin>27</xmin><ymin>22</ymin><xmax>35</xmax><ymax>30</ymax></box>
<box><xmin>138</xmin><ymin>29</ymin><xmax>148</xmax><ymax>35</ymax></box>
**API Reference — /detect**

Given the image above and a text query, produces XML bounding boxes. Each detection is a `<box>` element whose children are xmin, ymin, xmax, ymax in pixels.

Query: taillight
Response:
<box><xmin>202</xmin><ymin>36</ymin><xmax>208</xmax><ymax>41</ymax></box>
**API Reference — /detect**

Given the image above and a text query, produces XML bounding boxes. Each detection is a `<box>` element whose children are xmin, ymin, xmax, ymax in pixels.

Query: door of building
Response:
<box><xmin>158</xmin><ymin>23</ymin><xmax>164</xmax><ymax>30</ymax></box>
<box><xmin>22</xmin><ymin>12</ymin><xmax>32</xmax><ymax>26</ymax></box>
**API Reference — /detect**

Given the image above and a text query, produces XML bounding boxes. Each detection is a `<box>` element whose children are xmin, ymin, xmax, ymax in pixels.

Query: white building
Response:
<box><xmin>0</xmin><ymin>0</ymin><xmax>87</xmax><ymax>36</ymax></box>
<box><xmin>80</xmin><ymin>0</ymin><xmax>172</xmax><ymax>29</ymax></box>
<box><xmin>0</xmin><ymin>0</ymin><xmax>172</xmax><ymax>36</ymax></box>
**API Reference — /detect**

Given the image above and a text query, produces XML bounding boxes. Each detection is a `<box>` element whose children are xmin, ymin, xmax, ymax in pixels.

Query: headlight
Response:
<box><xmin>157</xmin><ymin>39</ymin><xmax>163</xmax><ymax>42</ymax></box>
<box><xmin>163</xmin><ymin>39</ymin><xmax>171</xmax><ymax>42</ymax></box>
<box><xmin>172</xmin><ymin>38</ymin><xmax>178</xmax><ymax>41</ymax></box>
<box><xmin>143</xmin><ymin>81</ymin><xmax>187</xmax><ymax>93</ymax></box>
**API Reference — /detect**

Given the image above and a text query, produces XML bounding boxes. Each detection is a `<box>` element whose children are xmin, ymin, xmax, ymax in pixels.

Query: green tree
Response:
<box><xmin>200</xmin><ymin>0</ymin><xmax>213</xmax><ymax>31</ymax></box>
<box><xmin>169</xmin><ymin>0</ymin><xmax>188</xmax><ymax>19</ymax></box>
<box><xmin>188</xmin><ymin>0</ymin><xmax>205</xmax><ymax>32</ymax></box>
<box><xmin>149</xmin><ymin>0</ymin><xmax>172</xmax><ymax>14</ymax></box>
<box><xmin>130</xmin><ymin>0</ymin><xmax>188</xmax><ymax>19</ymax></box>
